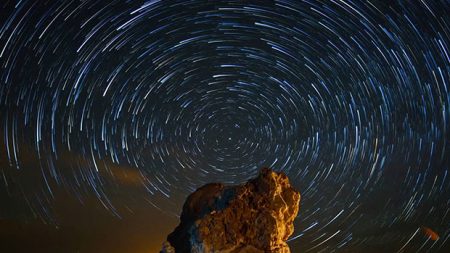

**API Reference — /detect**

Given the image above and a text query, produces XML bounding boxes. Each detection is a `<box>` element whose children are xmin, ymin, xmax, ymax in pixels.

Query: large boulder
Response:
<box><xmin>161</xmin><ymin>168</ymin><xmax>300</xmax><ymax>253</ymax></box>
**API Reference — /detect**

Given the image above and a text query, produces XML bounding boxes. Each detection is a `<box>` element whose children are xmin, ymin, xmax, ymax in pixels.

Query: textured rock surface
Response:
<box><xmin>161</xmin><ymin>168</ymin><xmax>300</xmax><ymax>253</ymax></box>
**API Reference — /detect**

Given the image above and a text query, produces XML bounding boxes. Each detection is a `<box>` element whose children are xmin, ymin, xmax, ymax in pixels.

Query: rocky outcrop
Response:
<box><xmin>161</xmin><ymin>168</ymin><xmax>300</xmax><ymax>253</ymax></box>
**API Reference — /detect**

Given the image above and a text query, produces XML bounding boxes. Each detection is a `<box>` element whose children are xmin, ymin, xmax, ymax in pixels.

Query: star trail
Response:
<box><xmin>0</xmin><ymin>0</ymin><xmax>449</xmax><ymax>252</ymax></box>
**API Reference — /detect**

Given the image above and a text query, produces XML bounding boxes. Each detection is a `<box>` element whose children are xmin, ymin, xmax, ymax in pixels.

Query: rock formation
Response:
<box><xmin>161</xmin><ymin>168</ymin><xmax>300</xmax><ymax>253</ymax></box>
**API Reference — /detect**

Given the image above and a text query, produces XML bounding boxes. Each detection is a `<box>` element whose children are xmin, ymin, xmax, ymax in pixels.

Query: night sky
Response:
<box><xmin>0</xmin><ymin>0</ymin><xmax>449</xmax><ymax>252</ymax></box>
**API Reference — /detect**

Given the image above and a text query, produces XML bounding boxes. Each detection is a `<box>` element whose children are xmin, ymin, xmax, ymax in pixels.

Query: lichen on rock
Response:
<box><xmin>161</xmin><ymin>168</ymin><xmax>300</xmax><ymax>253</ymax></box>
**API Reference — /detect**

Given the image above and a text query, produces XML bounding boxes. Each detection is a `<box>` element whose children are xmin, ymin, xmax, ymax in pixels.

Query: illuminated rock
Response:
<box><xmin>161</xmin><ymin>168</ymin><xmax>300</xmax><ymax>253</ymax></box>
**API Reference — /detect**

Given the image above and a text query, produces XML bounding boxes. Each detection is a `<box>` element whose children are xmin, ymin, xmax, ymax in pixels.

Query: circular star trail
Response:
<box><xmin>0</xmin><ymin>0</ymin><xmax>449</xmax><ymax>251</ymax></box>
